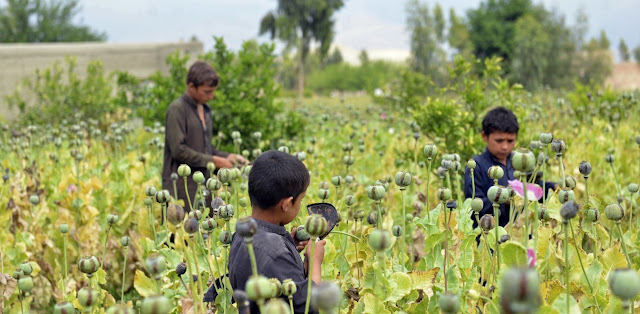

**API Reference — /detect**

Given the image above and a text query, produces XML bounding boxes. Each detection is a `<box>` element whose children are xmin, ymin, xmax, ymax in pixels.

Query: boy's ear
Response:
<box><xmin>278</xmin><ymin>196</ymin><xmax>294</xmax><ymax>212</ymax></box>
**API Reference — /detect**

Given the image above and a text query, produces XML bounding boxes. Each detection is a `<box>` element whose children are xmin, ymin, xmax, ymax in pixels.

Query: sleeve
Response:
<box><xmin>165</xmin><ymin>104</ymin><xmax>213</xmax><ymax>168</ymax></box>
<box><xmin>465</xmin><ymin>163</ymin><xmax>494</xmax><ymax>220</ymax></box>
<box><xmin>262</xmin><ymin>251</ymin><xmax>317</xmax><ymax>314</ymax></box>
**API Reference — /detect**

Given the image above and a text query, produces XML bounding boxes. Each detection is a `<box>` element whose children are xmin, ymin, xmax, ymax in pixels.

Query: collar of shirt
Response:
<box><xmin>481</xmin><ymin>148</ymin><xmax>513</xmax><ymax>169</ymax></box>
<box><xmin>254</xmin><ymin>218</ymin><xmax>294</xmax><ymax>242</ymax></box>
<box><xmin>181</xmin><ymin>93</ymin><xmax>211</xmax><ymax>112</ymax></box>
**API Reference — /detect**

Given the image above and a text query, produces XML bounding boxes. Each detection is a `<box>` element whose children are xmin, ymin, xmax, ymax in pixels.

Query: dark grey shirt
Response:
<box><xmin>204</xmin><ymin>219</ymin><xmax>317</xmax><ymax>314</ymax></box>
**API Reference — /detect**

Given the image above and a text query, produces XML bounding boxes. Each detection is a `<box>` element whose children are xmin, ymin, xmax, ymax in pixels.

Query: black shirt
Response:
<box><xmin>204</xmin><ymin>219</ymin><xmax>317</xmax><ymax>314</ymax></box>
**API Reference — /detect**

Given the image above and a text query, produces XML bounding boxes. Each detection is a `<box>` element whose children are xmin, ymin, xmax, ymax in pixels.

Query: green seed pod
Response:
<box><xmin>377</xmin><ymin>179</ymin><xmax>390</xmax><ymax>191</ymax></box>
<box><xmin>278</xmin><ymin>146</ymin><xmax>289</xmax><ymax>154</ymax></box>
<box><xmin>207</xmin><ymin>162</ymin><xmax>216</xmax><ymax>173</ymax></box>
<box><xmin>246</xmin><ymin>275</ymin><xmax>272</xmax><ymax>301</ymax></box>
<box><xmin>252</xmin><ymin>148</ymin><xmax>262</xmax><ymax>158</ymax></box>
<box><xmin>605</xmin><ymin>203</ymin><xmax>624</xmax><ymax>221</ymax></box>
<box><xmin>311</xmin><ymin>282</ymin><xmax>342</xmax><ymax>312</ymax></box>
<box><xmin>238</xmin><ymin>196</ymin><xmax>248</xmax><ymax>208</ymax></box>
<box><xmin>219</xmin><ymin>230</ymin><xmax>232</xmax><ymax>245</ymax></box>
<box><xmin>436</xmin><ymin>187</ymin><xmax>452</xmax><ymax>202</ymax></box>
<box><xmin>467</xmin><ymin>159</ymin><xmax>476</xmax><ymax>170</ymax></box>
<box><xmin>175</xmin><ymin>262</ymin><xmax>187</xmax><ymax>276</ymax></box>
<box><xmin>560</xmin><ymin>201</ymin><xmax>579</xmax><ymax>222</ymax></box>
<box><xmin>231</xmin><ymin>168</ymin><xmax>242</xmax><ymax>181</ymax></box>
<box><xmin>488</xmin><ymin>165</ymin><xmax>504</xmax><ymax>180</ymax></box>
<box><xmin>263</xmin><ymin>298</ymin><xmax>289</xmax><ymax>314</ymax></box>
<box><xmin>345</xmin><ymin>175</ymin><xmax>354</xmax><ymax>184</ymax></box>
<box><xmin>293</xmin><ymin>151</ymin><xmax>306</xmax><ymax>161</ymax></box>
<box><xmin>368</xmin><ymin>229</ymin><xmax>391</xmax><ymax>252</ymax></box>
<box><xmin>550</xmin><ymin>139</ymin><xmax>565</xmax><ymax>155</ymax></box>
<box><xmin>78</xmin><ymin>256</ymin><xmax>99</xmax><ymax>277</ymax></box>
<box><xmin>296</xmin><ymin>226</ymin><xmax>310</xmax><ymax>241</ymax></box>
<box><xmin>154</xmin><ymin>190</ymin><xmax>170</xmax><ymax>204</ymax></box>
<box><xmin>466</xmin><ymin>289</ymin><xmax>480</xmax><ymax>301</ymax></box>
<box><xmin>282</xmin><ymin>279</ymin><xmax>297</xmax><ymax>296</ymax></box>
<box><xmin>120</xmin><ymin>236</ymin><xmax>130</xmax><ymax>247</ymax></box>
<box><xmin>499</xmin><ymin>234</ymin><xmax>511</xmax><ymax>243</ymax></box>
<box><xmin>605</xmin><ymin>154</ymin><xmax>615</xmax><ymax>164</ymax></box>
<box><xmin>539</xmin><ymin>133</ymin><xmax>553</xmax><ymax>145</ymax></box>
<box><xmin>305</xmin><ymin>214</ymin><xmax>328</xmax><ymax>238</ymax></box>
<box><xmin>140</xmin><ymin>295</ymin><xmax>171</xmax><ymax>314</ymax></box>
<box><xmin>219</xmin><ymin>191</ymin><xmax>231</xmax><ymax>202</ymax></box>
<box><xmin>200</xmin><ymin>218</ymin><xmax>217</xmax><ymax>233</ymax></box>
<box><xmin>487</xmin><ymin>186</ymin><xmax>509</xmax><ymax>204</ymax></box>
<box><xmin>423</xmin><ymin>144</ymin><xmax>438</xmax><ymax>159</ymax></box>
<box><xmin>206</xmin><ymin>178</ymin><xmax>220</xmax><ymax>191</ymax></box>
<box><xmin>317</xmin><ymin>189</ymin><xmax>330</xmax><ymax>200</ymax></box>
<box><xmin>366</xmin><ymin>185</ymin><xmax>386</xmax><ymax>201</ymax></box>
<box><xmin>564</xmin><ymin>176</ymin><xmax>577</xmax><ymax>190</ymax></box>
<box><xmin>192</xmin><ymin>171</ymin><xmax>205</xmax><ymax>184</ymax></box>
<box><xmin>394</xmin><ymin>171</ymin><xmax>412</xmax><ymax>188</ymax></box>
<box><xmin>538</xmin><ymin>206</ymin><xmax>551</xmax><ymax>222</ymax></box>
<box><xmin>512</xmin><ymin>148</ymin><xmax>536</xmax><ymax>172</ymax></box>
<box><xmin>392</xmin><ymin>225</ymin><xmax>402</xmax><ymax>237</ymax></box>
<box><xmin>191</xmin><ymin>210</ymin><xmax>202</xmax><ymax>220</ymax></box>
<box><xmin>608</xmin><ymin>268</ymin><xmax>640</xmax><ymax>300</ymax></box>
<box><xmin>636</xmin><ymin>134</ymin><xmax>640</xmax><ymax>146</ymax></box>
<box><xmin>345</xmin><ymin>194</ymin><xmax>355</xmax><ymax>206</ymax></box>
<box><xmin>319</xmin><ymin>181</ymin><xmax>330</xmax><ymax>190</ymax></box>
<box><xmin>12</xmin><ymin>269</ymin><xmax>24</xmax><ymax>280</ymax></box>
<box><xmin>18</xmin><ymin>276</ymin><xmax>34</xmax><ymax>292</ymax></box>
<box><xmin>530</xmin><ymin>140</ymin><xmax>541</xmax><ymax>150</ymax></box>
<box><xmin>440</xmin><ymin>159</ymin><xmax>452</xmax><ymax>170</ymax></box>
<box><xmin>106</xmin><ymin>304</ymin><xmax>136</xmax><ymax>314</ymax></box>
<box><xmin>557</xmin><ymin>189</ymin><xmax>575</xmax><ymax>204</ymax></box>
<box><xmin>144</xmin><ymin>197</ymin><xmax>153</xmax><ymax>206</ymax></box>
<box><xmin>343</xmin><ymin>155</ymin><xmax>354</xmax><ymax>166</ymax></box>
<box><xmin>219</xmin><ymin>204</ymin><xmax>235</xmax><ymax>220</ymax></box>
<box><xmin>231</xmin><ymin>131</ymin><xmax>241</xmax><ymax>140</ymax></box>
<box><xmin>236</xmin><ymin>217</ymin><xmax>258</xmax><ymax>241</ymax></box>
<box><xmin>59</xmin><ymin>224</ymin><xmax>69</xmax><ymax>234</ymax></box>
<box><xmin>354</xmin><ymin>210</ymin><xmax>365</xmax><ymax>220</ymax></box>
<box><xmin>331</xmin><ymin>175</ymin><xmax>342</xmax><ymax>186</ymax></box>
<box><xmin>177</xmin><ymin>164</ymin><xmax>191</xmax><ymax>178</ymax></box>
<box><xmin>628</xmin><ymin>183</ymin><xmax>639</xmax><ymax>194</ymax></box>
<box><xmin>500</xmin><ymin>267</ymin><xmax>541</xmax><ymax>312</ymax></box>
<box><xmin>107</xmin><ymin>213</ymin><xmax>119</xmax><ymax>226</ymax></box>
<box><xmin>53</xmin><ymin>302</ymin><xmax>75</xmax><ymax>314</ymax></box>
<box><xmin>586</xmin><ymin>208</ymin><xmax>599</xmax><ymax>222</ymax></box>
<box><xmin>252</xmin><ymin>131</ymin><xmax>262</xmax><ymax>141</ymax></box>
<box><xmin>77</xmin><ymin>288</ymin><xmax>97</xmax><ymax>308</ymax></box>
<box><xmin>406</xmin><ymin>213</ymin><xmax>414</xmax><ymax>222</ymax></box>
<box><xmin>439</xmin><ymin>293</ymin><xmax>460</xmax><ymax>314</ymax></box>
<box><xmin>166</xmin><ymin>203</ymin><xmax>185</xmax><ymax>225</ymax></box>
<box><xmin>579</xmin><ymin>161</ymin><xmax>592</xmax><ymax>177</ymax></box>
<box><xmin>29</xmin><ymin>194</ymin><xmax>39</xmax><ymax>205</ymax></box>
<box><xmin>471</xmin><ymin>198</ymin><xmax>484</xmax><ymax>213</ymax></box>
<box><xmin>145</xmin><ymin>186</ymin><xmax>157</xmax><ymax>197</ymax></box>
<box><xmin>367</xmin><ymin>212</ymin><xmax>378</xmax><ymax>226</ymax></box>
<box><xmin>479</xmin><ymin>215</ymin><xmax>494</xmax><ymax>231</ymax></box>
<box><xmin>183</xmin><ymin>217</ymin><xmax>199</xmax><ymax>235</ymax></box>
<box><xmin>170</xmin><ymin>173</ymin><xmax>179</xmax><ymax>182</ymax></box>
<box><xmin>269</xmin><ymin>278</ymin><xmax>283</xmax><ymax>298</ymax></box>
<box><xmin>217</xmin><ymin>168</ymin><xmax>232</xmax><ymax>184</ymax></box>
<box><xmin>145</xmin><ymin>254</ymin><xmax>167</xmax><ymax>280</ymax></box>
<box><xmin>20</xmin><ymin>262</ymin><xmax>33</xmax><ymax>275</ymax></box>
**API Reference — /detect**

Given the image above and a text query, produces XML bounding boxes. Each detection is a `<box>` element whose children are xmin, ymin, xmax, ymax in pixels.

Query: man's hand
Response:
<box><xmin>226</xmin><ymin>154</ymin><xmax>247</xmax><ymax>166</ymax></box>
<box><xmin>213</xmin><ymin>155</ymin><xmax>233</xmax><ymax>169</ymax></box>
<box><xmin>303</xmin><ymin>239</ymin><xmax>325</xmax><ymax>284</ymax></box>
<box><xmin>291</xmin><ymin>227</ymin><xmax>309</xmax><ymax>252</ymax></box>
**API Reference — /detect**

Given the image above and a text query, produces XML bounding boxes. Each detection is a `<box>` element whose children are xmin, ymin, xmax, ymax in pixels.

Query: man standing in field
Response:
<box><xmin>162</xmin><ymin>61</ymin><xmax>245</xmax><ymax>211</ymax></box>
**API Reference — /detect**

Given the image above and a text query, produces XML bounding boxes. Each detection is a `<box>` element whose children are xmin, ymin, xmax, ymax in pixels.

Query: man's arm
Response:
<box><xmin>165</xmin><ymin>104</ymin><xmax>213</xmax><ymax>168</ymax></box>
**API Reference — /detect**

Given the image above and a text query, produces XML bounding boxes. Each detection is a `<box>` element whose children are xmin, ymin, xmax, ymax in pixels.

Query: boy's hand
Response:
<box><xmin>304</xmin><ymin>239</ymin><xmax>326</xmax><ymax>264</ymax></box>
<box><xmin>290</xmin><ymin>227</ymin><xmax>308</xmax><ymax>252</ymax></box>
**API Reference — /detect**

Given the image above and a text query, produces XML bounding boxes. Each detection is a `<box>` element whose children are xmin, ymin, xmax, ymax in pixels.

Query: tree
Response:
<box><xmin>510</xmin><ymin>14</ymin><xmax>550</xmax><ymax>90</ymax></box>
<box><xmin>433</xmin><ymin>3</ymin><xmax>445</xmax><ymax>42</ymax></box>
<box><xmin>359</xmin><ymin>49</ymin><xmax>369</xmax><ymax>65</ymax></box>
<box><xmin>633</xmin><ymin>46</ymin><xmax>640</xmax><ymax>64</ymax></box>
<box><xmin>598</xmin><ymin>29</ymin><xmax>610</xmax><ymax>50</ymax></box>
<box><xmin>578</xmin><ymin>38</ymin><xmax>613</xmax><ymax>85</ymax></box>
<box><xmin>405</xmin><ymin>0</ymin><xmax>444</xmax><ymax>76</ymax></box>
<box><xmin>448</xmin><ymin>8</ymin><xmax>472</xmax><ymax>57</ymax></box>
<box><xmin>0</xmin><ymin>0</ymin><xmax>106</xmax><ymax>42</ymax></box>
<box><xmin>325</xmin><ymin>47</ymin><xmax>343</xmax><ymax>66</ymax></box>
<box><xmin>618</xmin><ymin>38</ymin><xmax>630</xmax><ymax>62</ymax></box>
<box><xmin>259</xmin><ymin>0</ymin><xmax>345</xmax><ymax>101</ymax></box>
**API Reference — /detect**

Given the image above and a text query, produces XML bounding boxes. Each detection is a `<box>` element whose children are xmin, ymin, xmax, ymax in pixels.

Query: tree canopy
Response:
<box><xmin>0</xmin><ymin>0</ymin><xmax>106</xmax><ymax>43</ymax></box>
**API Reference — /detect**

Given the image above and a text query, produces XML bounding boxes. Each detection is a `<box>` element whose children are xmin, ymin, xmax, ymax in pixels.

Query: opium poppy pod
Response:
<box><xmin>512</xmin><ymin>148</ymin><xmax>536</xmax><ymax>172</ymax></box>
<box><xmin>366</xmin><ymin>185</ymin><xmax>386</xmax><ymax>201</ymax></box>
<box><xmin>167</xmin><ymin>203</ymin><xmax>185</xmax><ymax>225</ymax></box>
<box><xmin>305</xmin><ymin>214</ymin><xmax>328</xmax><ymax>238</ymax></box>
<box><xmin>487</xmin><ymin>186</ymin><xmax>509</xmax><ymax>204</ymax></box>
<box><xmin>395</xmin><ymin>171</ymin><xmax>412</xmax><ymax>188</ymax></box>
<box><xmin>608</xmin><ymin>268</ymin><xmax>640</xmax><ymax>300</ymax></box>
<box><xmin>246</xmin><ymin>275</ymin><xmax>272</xmax><ymax>301</ymax></box>
<box><xmin>236</xmin><ymin>216</ymin><xmax>258</xmax><ymax>241</ymax></box>
<box><xmin>140</xmin><ymin>295</ymin><xmax>171</xmax><ymax>314</ymax></box>
<box><xmin>488</xmin><ymin>165</ymin><xmax>504</xmax><ymax>180</ymax></box>
<box><xmin>368</xmin><ymin>229</ymin><xmax>391</xmax><ymax>252</ymax></box>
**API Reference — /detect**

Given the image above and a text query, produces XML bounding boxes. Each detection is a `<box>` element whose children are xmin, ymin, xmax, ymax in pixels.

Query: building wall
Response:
<box><xmin>0</xmin><ymin>41</ymin><xmax>203</xmax><ymax>120</ymax></box>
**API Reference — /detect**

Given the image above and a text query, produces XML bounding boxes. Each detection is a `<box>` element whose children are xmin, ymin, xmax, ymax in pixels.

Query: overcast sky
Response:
<box><xmin>56</xmin><ymin>0</ymin><xmax>640</xmax><ymax>61</ymax></box>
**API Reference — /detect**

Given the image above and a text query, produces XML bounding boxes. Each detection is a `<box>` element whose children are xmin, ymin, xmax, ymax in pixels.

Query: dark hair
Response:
<box><xmin>482</xmin><ymin>107</ymin><xmax>519</xmax><ymax>135</ymax></box>
<box><xmin>186</xmin><ymin>61</ymin><xmax>219</xmax><ymax>88</ymax></box>
<box><xmin>248</xmin><ymin>150</ymin><xmax>310</xmax><ymax>210</ymax></box>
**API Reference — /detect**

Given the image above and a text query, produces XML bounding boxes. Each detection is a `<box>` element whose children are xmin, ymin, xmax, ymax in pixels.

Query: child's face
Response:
<box><xmin>482</xmin><ymin>131</ymin><xmax>517</xmax><ymax>162</ymax></box>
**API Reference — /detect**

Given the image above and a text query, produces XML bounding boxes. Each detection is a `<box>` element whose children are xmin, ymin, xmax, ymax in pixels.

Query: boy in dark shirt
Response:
<box><xmin>464</xmin><ymin>107</ymin><xmax>554</xmax><ymax>228</ymax></box>
<box><xmin>204</xmin><ymin>150</ymin><xmax>325</xmax><ymax>313</ymax></box>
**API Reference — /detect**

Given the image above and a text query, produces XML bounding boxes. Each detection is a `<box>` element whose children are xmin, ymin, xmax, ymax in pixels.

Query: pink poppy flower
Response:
<box><xmin>527</xmin><ymin>248</ymin><xmax>536</xmax><ymax>268</ymax></box>
<box><xmin>508</xmin><ymin>180</ymin><xmax>543</xmax><ymax>201</ymax></box>
<box><xmin>67</xmin><ymin>184</ymin><xmax>77</xmax><ymax>194</ymax></box>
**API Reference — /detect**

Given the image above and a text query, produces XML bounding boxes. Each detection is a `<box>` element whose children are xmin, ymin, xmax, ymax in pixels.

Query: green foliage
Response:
<box><xmin>6</xmin><ymin>57</ymin><xmax>117</xmax><ymax>125</ymax></box>
<box><xmin>405</xmin><ymin>0</ymin><xmax>445</xmax><ymax>78</ymax></box>
<box><xmin>202</xmin><ymin>37</ymin><xmax>305</xmax><ymax>151</ymax></box>
<box><xmin>578</xmin><ymin>39</ymin><xmax>614</xmax><ymax>86</ymax></box>
<box><xmin>448</xmin><ymin>8</ymin><xmax>472</xmax><ymax>57</ymax></box>
<box><xmin>618</xmin><ymin>38</ymin><xmax>630</xmax><ymax>62</ymax></box>
<box><xmin>510</xmin><ymin>13</ymin><xmax>550</xmax><ymax>91</ymax></box>
<box><xmin>633</xmin><ymin>45</ymin><xmax>640</xmax><ymax>64</ymax></box>
<box><xmin>306</xmin><ymin>60</ymin><xmax>402</xmax><ymax>95</ymax></box>
<box><xmin>0</xmin><ymin>0</ymin><xmax>106</xmax><ymax>42</ymax></box>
